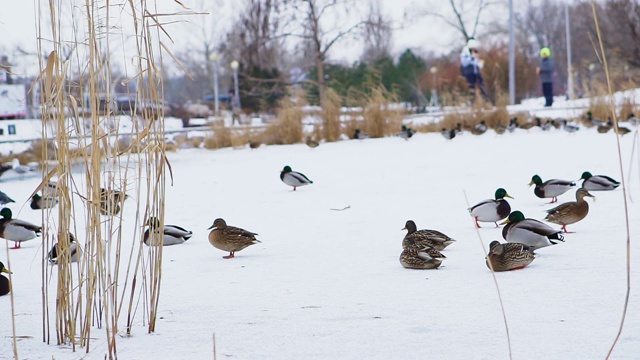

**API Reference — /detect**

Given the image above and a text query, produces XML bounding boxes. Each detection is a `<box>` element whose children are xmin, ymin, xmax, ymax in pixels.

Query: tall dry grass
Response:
<box><xmin>11</xmin><ymin>2</ymin><xmax>194</xmax><ymax>359</ymax></box>
<box><xmin>362</xmin><ymin>86</ymin><xmax>403</xmax><ymax>138</ymax></box>
<box><xmin>322</xmin><ymin>88</ymin><xmax>342</xmax><ymax>142</ymax></box>
<box><xmin>263</xmin><ymin>96</ymin><xmax>304</xmax><ymax>145</ymax></box>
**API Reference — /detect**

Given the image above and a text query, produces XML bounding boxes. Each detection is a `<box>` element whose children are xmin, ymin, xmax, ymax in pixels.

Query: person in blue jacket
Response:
<box><xmin>460</xmin><ymin>38</ymin><xmax>488</xmax><ymax>104</ymax></box>
<box><xmin>537</xmin><ymin>47</ymin><xmax>554</xmax><ymax>107</ymax></box>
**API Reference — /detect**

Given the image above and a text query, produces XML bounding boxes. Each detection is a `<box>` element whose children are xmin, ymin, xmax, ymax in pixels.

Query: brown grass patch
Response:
<box><xmin>263</xmin><ymin>96</ymin><xmax>303</xmax><ymax>145</ymax></box>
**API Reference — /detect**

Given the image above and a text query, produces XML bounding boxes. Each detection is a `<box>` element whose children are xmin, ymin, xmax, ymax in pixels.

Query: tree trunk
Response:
<box><xmin>316</xmin><ymin>56</ymin><xmax>326</xmax><ymax>104</ymax></box>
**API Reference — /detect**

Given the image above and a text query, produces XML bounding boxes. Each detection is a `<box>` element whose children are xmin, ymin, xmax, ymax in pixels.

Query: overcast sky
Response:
<box><xmin>0</xmin><ymin>0</ymin><xmax>496</xmax><ymax>78</ymax></box>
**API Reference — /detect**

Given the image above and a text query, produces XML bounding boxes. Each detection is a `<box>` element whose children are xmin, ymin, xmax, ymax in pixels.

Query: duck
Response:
<box><xmin>597</xmin><ymin>120</ymin><xmax>612</xmax><ymax>133</ymax></box>
<box><xmin>0</xmin><ymin>207</ymin><xmax>42</xmax><ymax>249</ymax></box>
<box><xmin>544</xmin><ymin>188</ymin><xmax>595</xmax><ymax>233</ymax></box>
<box><xmin>519</xmin><ymin>119</ymin><xmax>536</xmax><ymax>130</ymax></box>
<box><xmin>0</xmin><ymin>261</ymin><xmax>11</xmax><ymax>296</ymax></box>
<box><xmin>207</xmin><ymin>218</ymin><xmax>260</xmax><ymax>259</ymax></box>
<box><xmin>441</xmin><ymin>128</ymin><xmax>456</xmax><ymax>140</ymax></box>
<box><xmin>507</xmin><ymin>118</ymin><xmax>518</xmax><ymax>132</ymax></box>
<box><xmin>615</xmin><ymin>124</ymin><xmax>631</xmax><ymax>135</ymax></box>
<box><xmin>11</xmin><ymin>158</ymin><xmax>32</xmax><ymax>179</ymax></box>
<box><xmin>397</xmin><ymin>125</ymin><xmax>415</xmax><ymax>140</ymax></box>
<box><xmin>353</xmin><ymin>129</ymin><xmax>370</xmax><ymax>139</ymax></box>
<box><xmin>529</xmin><ymin>174</ymin><xmax>576</xmax><ymax>203</ymax></box>
<box><xmin>579</xmin><ymin>171</ymin><xmax>620</xmax><ymax>191</ymax></box>
<box><xmin>143</xmin><ymin>217</ymin><xmax>193</xmax><ymax>246</ymax></box>
<box><xmin>470</xmin><ymin>120</ymin><xmax>488</xmax><ymax>135</ymax></box>
<box><xmin>540</xmin><ymin>119</ymin><xmax>553</xmax><ymax>131</ymax></box>
<box><xmin>305</xmin><ymin>136</ymin><xmax>319</xmax><ymax>148</ymax></box>
<box><xmin>0</xmin><ymin>164</ymin><xmax>12</xmax><ymax>179</ymax></box>
<box><xmin>0</xmin><ymin>191</ymin><xmax>15</xmax><ymax>205</ymax></box>
<box><xmin>486</xmin><ymin>240</ymin><xmax>535</xmax><ymax>271</ymax></box>
<box><xmin>494</xmin><ymin>123</ymin><xmax>507</xmax><ymax>134</ymax></box>
<box><xmin>280</xmin><ymin>165</ymin><xmax>313</xmax><ymax>191</ymax></box>
<box><xmin>401</xmin><ymin>220</ymin><xmax>456</xmax><ymax>251</ymax></box>
<box><xmin>501</xmin><ymin>211</ymin><xmax>564</xmax><ymax>250</ymax></box>
<box><xmin>399</xmin><ymin>248</ymin><xmax>442</xmax><ymax>269</ymax></box>
<box><xmin>48</xmin><ymin>233</ymin><xmax>82</xmax><ymax>264</ymax></box>
<box><xmin>562</xmin><ymin>120</ymin><xmax>579</xmax><ymax>133</ymax></box>
<box><xmin>468</xmin><ymin>188</ymin><xmax>513</xmax><ymax>228</ymax></box>
<box><xmin>585</xmin><ymin>111</ymin><xmax>604</xmax><ymax>126</ymax></box>
<box><xmin>99</xmin><ymin>188</ymin><xmax>128</xmax><ymax>215</ymax></box>
<box><xmin>249</xmin><ymin>140</ymin><xmax>261</xmax><ymax>149</ymax></box>
<box><xmin>627</xmin><ymin>113</ymin><xmax>640</xmax><ymax>126</ymax></box>
<box><xmin>30</xmin><ymin>193</ymin><xmax>58</xmax><ymax>210</ymax></box>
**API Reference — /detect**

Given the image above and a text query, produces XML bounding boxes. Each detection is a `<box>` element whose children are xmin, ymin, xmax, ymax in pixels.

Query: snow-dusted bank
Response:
<box><xmin>1</xmin><ymin>122</ymin><xmax>639</xmax><ymax>359</ymax></box>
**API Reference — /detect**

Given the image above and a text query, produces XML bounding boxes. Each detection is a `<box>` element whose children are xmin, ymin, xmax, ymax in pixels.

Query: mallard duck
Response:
<box><xmin>249</xmin><ymin>140</ymin><xmax>261</xmax><ymax>149</ymax></box>
<box><xmin>305</xmin><ymin>136</ymin><xmax>320</xmax><ymax>148</ymax></box>
<box><xmin>397</xmin><ymin>125</ymin><xmax>415</xmax><ymax>140</ymax></box>
<box><xmin>579</xmin><ymin>171</ymin><xmax>620</xmax><ymax>191</ymax></box>
<box><xmin>30</xmin><ymin>193</ymin><xmax>58</xmax><ymax>210</ymax></box>
<box><xmin>529</xmin><ymin>174</ymin><xmax>576</xmax><ymax>203</ymax></box>
<box><xmin>0</xmin><ymin>191</ymin><xmax>15</xmax><ymax>205</ymax></box>
<box><xmin>11</xmin><ymin>158</ymin><xmax>32</xmax><ymax>178</ymax></box>
<box><xmin>0</xmin><ymin>261</ymin><xmax>11</xmax><ymax>296</ymax></box>
<box><xmin>615</xmin><ymin>125</ymin><xmax>631</xmax><ymax>135</ymax></box>
<box><xmin>519</xmin><ymin>120</ymin><xmax>536</xmax><ymax>130</ymax></box>
<box><xmin>48</xmin><ymin>233</ymin><xmax>81</xmax><ymax>264</ymax></box>
<box><xmin>470</xmin><ymin>120</ymin><xmax>487</xmax><ymax>135</ymax></box>
<box><xmin>280</xmin><ymin>165</ymin><xmax>313</xmax><ymax>191</ymax></box>
<box><xmin>208</xmin><ymin>218</ymin><xmax>260</xmax><ymax>259</ymax></box>
<box><xmin>485</xmin><ymin>240</ymin><xmax>535</xmax><ymax>271</ymax></box>
<box><xmin>562</xmin><ymin>120</ymin><xmax>579</xmax><ymax>133</ymax></box>
<box><xmin>540</xmin><ymin>119</ymin><xmax>553</xmax><ymax>131</ymax></box>
<box><xmin>585</xmin><ymin>111</ymin><xmax>604</xmax><ymax>126</ymax></box>
<box><xmin>507</xmin><ymin>118</ymin><xmax>518</xmax><ymax>132</ymax></box>
<box><xmin>597</xmin><ymin>120</ymin><xmax>612</xmax><ymax>133</ymax></box>
<box><xmin>0</xmin><ymin>208</ymin><xmax>42</xmax><ymax>249</ymax></box>
<box><xmin>468</xmin><ymin>188</ymin><xmax>513</xmax><ymax>228</ymax></box>
<box><xmin>627</xmin><ymin>113</ymin><xmax>640</xmax><ymax>126</ymax></box>
<box><xmin>441</xmin><ymin>128</ymin><xmax>456</xmax><ymax>140</ymax></box>
<box><xmin>0</xmin><ymin>164</ymin><xmax>12</xmax><ymax>179</ymax></box>
<box><xmin>401</xmin><ymin>220</ymin><xmax>456</xmax><ymax>251</ymax></box>
<box><xmin>544</xmin><ymin>188</ymin><xmax>594</xmax><ymax>233</ymax></box>
<box><xmin>143</xmin><ymin>217</ymin><xmax>192</xmax><ymax>246</ymax></box>
<box><xmin>99</xmin><ymin>188</ymin><xmax>128</xmax><ymax>215</ymax></box>
<box><xmin>501</xmin><ymin>211</ymin><xmax>564</xmax><ymax>250</ymax></box>
<box><xmin>399</xmin><ymin>249</ymin><xmax>442</xmax><ymax>269</ymax></box>
<box><xmin>353</xmin><ymin>129</ymin><xmax>369</xmax><ymax>139</ymax></box>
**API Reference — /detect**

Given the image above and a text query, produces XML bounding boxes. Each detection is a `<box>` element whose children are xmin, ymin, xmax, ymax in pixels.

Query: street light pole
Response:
<box><xmin>208</xmin><ymin>52</ymin><xmax>220</xmax><ymax>115</ymax></box>
<box><xmin>565</xmin><ymin>2</ymin><xmax>574</xmax><ymax>99</ymax></box>
<box><xmin>230</xmin><ymin>60</ymin><xmax>241</xmax><ymax>111</ymax></box>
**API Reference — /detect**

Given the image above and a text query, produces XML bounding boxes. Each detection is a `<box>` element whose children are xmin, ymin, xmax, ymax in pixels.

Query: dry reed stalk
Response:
<box><xmin>33</xmin><ymin>1</ymin><xmax>179</xmax><ymax>358</ymax></box>
<box><xmin>589</xmin><ymin>2</ymin><xmax>633</xmax><ymax>358</ymax></box>
<box><xmin>463</xmin><ymin>190</ymin><xmax>512</xmax><ymax>359</ymax></box>
<box><xmin>263</xmin><ymin>96</ymin><xmax>304</xmax><ymax>145</ymax></box>
<box><xmin>363</xmin><ymin>86</ymin><xmax>402</xmax><ymax>138</ymax></box>
<box><xmin>322</xmin><ymin>88</ymin><xmax>342</xmax><ymax>142</ymax></box>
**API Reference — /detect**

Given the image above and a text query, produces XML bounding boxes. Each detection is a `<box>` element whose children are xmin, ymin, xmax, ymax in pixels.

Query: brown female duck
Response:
<box><xmin>208</xmin><ymin>218</ymin><xmax>260</xmax><ymax>259</ymax></box>
<box><xmin>544</xmin><ymin>188</ymin><xmax>594</xmax><ymax>233</ymax></box>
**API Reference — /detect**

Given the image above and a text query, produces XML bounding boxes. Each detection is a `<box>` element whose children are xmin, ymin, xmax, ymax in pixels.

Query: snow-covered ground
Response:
<box><xmin>1</xmin><ymin>110</ymin><xmax>639</xmax><ymax>359</ymax></box>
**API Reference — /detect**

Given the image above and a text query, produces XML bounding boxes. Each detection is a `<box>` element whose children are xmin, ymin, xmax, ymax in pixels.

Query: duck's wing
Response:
<box><xmin>515</xmin><ymin>219</ymin><xmax>561</xmax><ymax>237</ymax></box>
<box><xmin>164</xmin><ymin>225</ymin><xmax>193</xmax><ymax>239</ymax></box>
<box><xmin>225</xmin><ymin>226</ymin><xmax>259</xmax><ymax>240</ymax></box>
<box><xmin>291</xmin><ymin>171</ymin><xmax>313</xmax><ymax>183</ymax></box>
<box><xmin>469</xmin><ymin>199</ymin><xmax>495</xmax><ymax>212</ymax></box>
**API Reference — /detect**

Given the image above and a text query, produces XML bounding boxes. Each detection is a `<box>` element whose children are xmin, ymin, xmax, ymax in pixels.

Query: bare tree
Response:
<box><xmin>284</xmin><ymin>0</ymin><xmax>365</xmax><ymax>104</ymax></box>
<box><xmin>420</xmin><ymin>0</ymin><xmax>495</xmax><ymax>42</ymax></box>
<box><xmin>360</xmin><ymin>0</ymin><xmax>393</xmax><ymax>65</ymax></box>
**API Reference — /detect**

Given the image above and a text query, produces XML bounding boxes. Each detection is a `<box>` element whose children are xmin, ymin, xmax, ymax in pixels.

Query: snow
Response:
<box><xmin>1</xmin><ymin>101</ymin><xmax>640</xmax><ymax>359</ymax></box>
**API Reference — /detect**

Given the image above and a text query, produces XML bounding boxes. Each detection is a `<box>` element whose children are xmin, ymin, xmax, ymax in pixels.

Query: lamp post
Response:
<box><xmin>230</xmin><ymin>60</ymin><xmax>241</xmax><ymax>113</ymax></box>
<box><xmin>429</xmin><ymin>66</ymin><xmax>438</xmax><ymax>108</ymax></box>
<box><xmin>208</xmin><ymin>52</ymin><xmax>220</xmax><ymax>115</ymax></box>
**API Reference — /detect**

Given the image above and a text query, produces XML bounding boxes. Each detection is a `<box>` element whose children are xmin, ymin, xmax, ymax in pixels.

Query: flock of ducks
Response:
<box><xmin>441</xmin><ymin>112</ymin><xmax>638</xmax><ymax>139</ymax></box>
<box><xmin>0</xmin><ymin>163</ymin><xmax>319</xmax><ymax>296</ymax></box>
<box><xmin>0</xmin><ymin>115</ymin><xmax>629</xmax><ymax>296</ymax></box>
<box><xmin>476</xmin><ymin>171</ymin><xmax>619</xmax><ymax>272</ymax></box>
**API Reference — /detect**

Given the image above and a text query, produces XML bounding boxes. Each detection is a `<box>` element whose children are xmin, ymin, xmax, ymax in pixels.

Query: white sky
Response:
<box><xmin>0</xmin><ymin>0</ymin><xmax>495</xmax><ymax>77</ymax></box>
